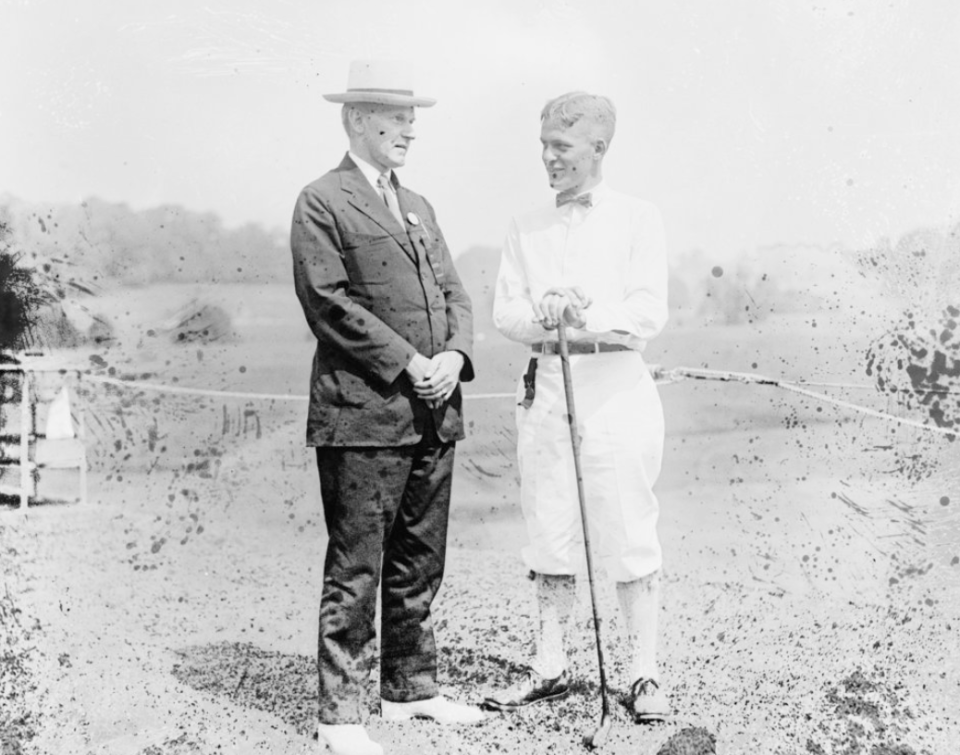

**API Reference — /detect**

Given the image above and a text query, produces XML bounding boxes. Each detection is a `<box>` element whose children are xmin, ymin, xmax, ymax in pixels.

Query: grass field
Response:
<box><xmin>2</xmin><ymin>281</ymin><xmax>959</xmax><ymax>754</ymax></box>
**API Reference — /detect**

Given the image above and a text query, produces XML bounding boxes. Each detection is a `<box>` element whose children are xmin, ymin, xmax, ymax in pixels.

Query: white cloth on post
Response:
<box><xmin>46</xmin><ymin>386</ymin><xmax>75</xmax><ymax>440</ymax></box>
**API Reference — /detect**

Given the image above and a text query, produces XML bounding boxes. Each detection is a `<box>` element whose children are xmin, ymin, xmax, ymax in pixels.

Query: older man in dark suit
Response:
<box><xmin>291</xmin><ymin>60</ymin><xmax>481</xmax><ymax>755</ymax></box>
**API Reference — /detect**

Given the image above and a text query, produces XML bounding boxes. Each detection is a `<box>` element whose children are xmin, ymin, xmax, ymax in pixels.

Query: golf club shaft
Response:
<box><xmin>556</xmin><ymin>327</ymin><xmax>611</xmax><ymax>720</ymax></box>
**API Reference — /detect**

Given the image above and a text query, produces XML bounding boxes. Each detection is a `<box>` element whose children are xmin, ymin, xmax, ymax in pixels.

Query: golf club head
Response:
<box><xmin>582</xmin><ymin>714</ymin><xmax>612</xmax><ymax>749</ymax></box>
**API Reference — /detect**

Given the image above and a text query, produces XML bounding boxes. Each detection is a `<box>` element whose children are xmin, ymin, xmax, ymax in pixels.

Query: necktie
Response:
<box><xmin>556</xmin><ymin>191</ymin><xmax>592</xmax><ymax>209</ymax></box>
<box><xmin>377</xmin><ymin>174</ymin><xmax>404</xmax><ymax>225</ymax></box>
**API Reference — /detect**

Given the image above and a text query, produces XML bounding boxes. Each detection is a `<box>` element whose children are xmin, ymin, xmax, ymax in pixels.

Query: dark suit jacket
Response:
<box><xmin>291</xmin><ymin>154</ymin><xmax>474</xmax><ymax>447</ymax></box>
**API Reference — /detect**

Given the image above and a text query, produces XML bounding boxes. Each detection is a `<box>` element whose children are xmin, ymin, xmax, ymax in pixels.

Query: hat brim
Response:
<box><xmin>323</xmin><ymin>91</ymin><xmax>436</xmax><ymax>107</ymax></box>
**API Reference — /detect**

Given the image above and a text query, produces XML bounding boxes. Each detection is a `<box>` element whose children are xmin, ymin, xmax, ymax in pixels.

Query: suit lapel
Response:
<box><xmin>396</xmin><ymin>187</ymin><xmax>430</xmax><ymax>255</ymax></box>
<box><xmin>338</xmin><ymin>158</ymin><xmax>417</xmax><ymax>264</ymax></box>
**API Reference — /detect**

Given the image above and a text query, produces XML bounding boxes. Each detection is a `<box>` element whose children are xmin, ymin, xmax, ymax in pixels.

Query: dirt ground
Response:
<box><xmin>2</xmin><ymin>285</ymin><xmax>959</xmax><ymax>754</ymax></box>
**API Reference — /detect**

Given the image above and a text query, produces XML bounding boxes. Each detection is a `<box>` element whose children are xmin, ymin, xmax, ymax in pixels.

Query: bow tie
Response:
<box><xmin>556</xmin><ymin>191</ymin><xmax>592</xmax><ymax>209</ymax></box>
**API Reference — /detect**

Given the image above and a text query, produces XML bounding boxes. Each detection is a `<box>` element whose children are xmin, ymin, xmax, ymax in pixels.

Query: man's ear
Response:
<box><xmin>347</xmin><ymin>106</ymin><xmax>365</xmax><ymax>135</ymax></box>
<box><xmin>593</xmin><ymin>138</ymin><xmax>608</xmax><ymax>160</ymax></box>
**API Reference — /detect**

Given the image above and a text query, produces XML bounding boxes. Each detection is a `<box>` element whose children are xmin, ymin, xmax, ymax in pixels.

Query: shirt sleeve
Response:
<box><xmin>581</xmin><ymin>203</ymin><xmax>669</xmax><ymax>341</ymax></box>
<box><xmin>493</xmin><ymin>217</ymin><xmax>548</xmax><ymax>344</ymax></box>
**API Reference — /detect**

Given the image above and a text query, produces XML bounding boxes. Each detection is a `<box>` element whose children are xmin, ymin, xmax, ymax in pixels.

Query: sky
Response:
<box><xmin>2</xmin><ymin>0</ymin><xmax>959</xmax><ymax>262</ymax></box>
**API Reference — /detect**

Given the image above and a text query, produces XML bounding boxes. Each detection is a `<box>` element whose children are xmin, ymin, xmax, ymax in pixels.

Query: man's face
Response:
<box><xmin>540</xmin><ymin>118</ymin><xmax>601</xmax><ymax>194</ymax></box>
<box><xmin>353</xmin><ymin>105</ymin><xmax>416</xmax><ymax>173</ymax></box>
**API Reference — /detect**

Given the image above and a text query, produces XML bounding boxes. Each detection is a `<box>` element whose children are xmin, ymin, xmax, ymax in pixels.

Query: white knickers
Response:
<box><xmin>515</xmin><ymin>350</ymin><xmax>665</xmax><ymax>582</ymax></box>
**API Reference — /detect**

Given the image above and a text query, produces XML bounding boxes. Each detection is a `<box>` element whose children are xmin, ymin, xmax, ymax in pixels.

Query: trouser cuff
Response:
<box><xmin>380</xmin><ymin>680</ymin><xmax>439</xmax><ymax>703</ymax></box>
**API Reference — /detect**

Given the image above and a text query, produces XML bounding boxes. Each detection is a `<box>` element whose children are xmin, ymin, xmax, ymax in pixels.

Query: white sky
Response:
<box><xmin>2</xmin><ymin>0</ymin><xmax>959</xmax><ymax>261</ymax></box>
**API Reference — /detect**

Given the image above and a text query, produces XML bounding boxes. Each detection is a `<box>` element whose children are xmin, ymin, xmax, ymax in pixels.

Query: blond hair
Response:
<box><xmin>541</xmin><ymin>92</ymin><xmax>617</xmax><ymax>144</ymax></box>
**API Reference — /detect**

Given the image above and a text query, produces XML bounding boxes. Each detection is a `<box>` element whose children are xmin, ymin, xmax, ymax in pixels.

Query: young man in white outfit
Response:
<box><xmin>485</xmin><ymin>91</ymin><xmax>671</xmax><ymax>722</ymax></box>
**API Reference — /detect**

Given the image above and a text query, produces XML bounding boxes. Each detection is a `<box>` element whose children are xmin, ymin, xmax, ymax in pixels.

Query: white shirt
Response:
<box><xmin>493</xmin><ymin>182</ymin><xmax>669</xmax><ymax>351</ymax></box>
<box><xmin>348</xmin><ymin>151</ymin><xmax>393</xmax><ymax>193</ymax></box>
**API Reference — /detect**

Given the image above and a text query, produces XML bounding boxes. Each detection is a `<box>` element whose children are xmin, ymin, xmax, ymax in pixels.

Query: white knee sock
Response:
<box><xmin>531</xmin><ymin>573</ymin><xmax>576</xmax><ymax>679</ymax></box>
<box><xmin>616</xmin><ymin>572</ymin><xmax>661</xmax><ymax>683</ymax></box>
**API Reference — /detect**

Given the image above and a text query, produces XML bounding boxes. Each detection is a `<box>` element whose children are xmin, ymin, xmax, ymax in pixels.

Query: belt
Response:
<box><xmin>531</xmin><ymin>341</ymin><xmax>631</xmax><ymax>355</ymax></box>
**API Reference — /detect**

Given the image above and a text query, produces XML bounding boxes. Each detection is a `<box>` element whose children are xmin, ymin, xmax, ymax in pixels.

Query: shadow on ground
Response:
<box><xmin>171</xmin><ymin>641</ymin><xmax>718</xmax><ymax>754</ymax></box>
<box><xmin>172</xmin><ymin>642</ymin><xmax>318</xmax><ymax>737</ymax></box>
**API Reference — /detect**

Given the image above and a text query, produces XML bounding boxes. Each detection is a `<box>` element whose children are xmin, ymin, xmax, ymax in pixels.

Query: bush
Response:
<box><xmin>29</xmin><ymin>304</ymin><xmax>85</xmax><ymax>350</ymax></box>
<box><xmin>165</xmin><ymin>300</ymin><xmax>234</xmax><ymax>344</ymax></box>
<box><xmin>0</xmin><ymin>222</ymin><xmax>52</xmax><ymax>357</ymax></box>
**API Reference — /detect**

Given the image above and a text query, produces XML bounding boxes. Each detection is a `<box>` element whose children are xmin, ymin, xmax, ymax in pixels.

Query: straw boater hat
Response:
<box><xmin>323</xmin><ymin>60</ymin><xmax>436</xmax><ymax>108</ymax></box>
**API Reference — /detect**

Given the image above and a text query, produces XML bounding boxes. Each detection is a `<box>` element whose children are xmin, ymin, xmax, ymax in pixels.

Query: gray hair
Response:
<box><xmin>540</xmin><ymin>92</ymin><xmax>617</xmax><ymax>144</ymax></box>
<box><xmin>341</xmin><ymin>103</ymin><xmax>378</xmax><ymax>136</ymax></box>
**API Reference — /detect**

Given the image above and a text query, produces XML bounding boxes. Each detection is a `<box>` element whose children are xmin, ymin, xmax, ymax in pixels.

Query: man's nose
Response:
<box><xmin>542</xmin><ymin>146</ymin><xmax>555</xmax><ymax>163</ymax></box>
<box><xmin>401</xmin><ymin>123</ymin><xmax>416</xmax><ymax>139</ymax></box>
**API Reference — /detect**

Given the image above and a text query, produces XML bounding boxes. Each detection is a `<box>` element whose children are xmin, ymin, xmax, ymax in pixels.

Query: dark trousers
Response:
<box><xmin>315</xmin><ymin>431</ymin><xmax>455</xmax><ymax>724</ymax></box>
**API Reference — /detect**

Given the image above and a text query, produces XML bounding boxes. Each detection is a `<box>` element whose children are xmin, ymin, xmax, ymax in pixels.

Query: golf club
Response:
<box><xmin>556</xmin><ymin>325</ymin><xmax>613</xmax><ymax>749</ymax></box>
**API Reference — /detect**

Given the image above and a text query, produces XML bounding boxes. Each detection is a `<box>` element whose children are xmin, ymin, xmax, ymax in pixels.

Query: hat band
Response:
<box><xmin>347</xmin><ymin>87</ymin><xmax>415</xmax><ymax>96</ymax></box>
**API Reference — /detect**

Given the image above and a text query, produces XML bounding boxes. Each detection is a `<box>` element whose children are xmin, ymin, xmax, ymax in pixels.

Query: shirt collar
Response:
<box><xmin>556</xmin><ymin>181</ymin><xmax>608</xmax><ymax>210</ymax></box>
<box><xmin>587</xmin><ymin>181</ymin><xmax>609</xmax><ymax>204</ymax></box>
<box><xmin>348</xmin><ymin>152</ymin><xmax>395</xmax><ymax>191</ymax></box>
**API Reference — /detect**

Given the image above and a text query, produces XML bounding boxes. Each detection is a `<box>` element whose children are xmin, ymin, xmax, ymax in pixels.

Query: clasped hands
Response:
<box><xmin>405</xmin><ymin>350</ymin><xmax>464</xmax><ymax>408</ymax></box>
<box><xmin>533</xmin><ymin>286</ymin><xmax>591</xmax><ymax>330</ymax></box>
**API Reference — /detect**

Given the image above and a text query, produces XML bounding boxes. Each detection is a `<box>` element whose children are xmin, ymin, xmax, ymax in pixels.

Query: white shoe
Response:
<box><xmin>381</xmin><ymin>695</ymin><xmax>486</xmax><ymax>725</ymax></box>
<box><xmin>317</xmin><ymin>724</ymin><xmax>384</xmax><ymax>755</ymax></box>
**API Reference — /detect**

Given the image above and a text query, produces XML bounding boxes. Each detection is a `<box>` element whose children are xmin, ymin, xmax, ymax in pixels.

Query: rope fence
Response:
<box><xmin>661</xmin><ymin>367</ymin><xmax>958</xmax><ymax>438</ymax></box>
<box><xmin>82</xmin><ymin>366</ymin><xmax>958</xmax><ymax>438</ymax></box>
<box><xmin>90</xmin><ymin>375</ymin><xmax>310</xmax><ymax>402</ymax></box>
<box><xmin>4</xmin><ymin>362</ymin><xmax>952</xmax><ymax>508</ymax></box>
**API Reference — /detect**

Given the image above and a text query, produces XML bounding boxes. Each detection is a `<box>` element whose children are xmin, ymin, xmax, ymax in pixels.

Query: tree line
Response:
<box><xmin>0</xmin><ymin>196</ymin><xmax>292</xmax><ymax>290</ymax></box>
<box><xmin>3</xmin><ymin>195</ymin><xmax>955</xmax><ymax>331</ymax></box>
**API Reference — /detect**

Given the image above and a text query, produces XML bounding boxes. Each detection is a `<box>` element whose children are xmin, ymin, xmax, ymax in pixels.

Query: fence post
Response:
<box><xmin>19</xmin><ymin>370</ymin><xmax>30</xmax><ymax>509</ymax></box>
<box><xmin>78</xmin><ymin>373</ymin><xmax>87</xmax><ymax>506</ymax></box>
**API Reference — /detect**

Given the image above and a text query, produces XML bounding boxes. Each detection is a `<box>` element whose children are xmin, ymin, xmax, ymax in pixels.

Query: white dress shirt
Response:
<box><xmin>493</xmin><ymin>182</ymin><xmax>669</xmax><ymax>352</ymax></box>
<box><xmin>349</xmin><ymin>151</ymin><xmax>393</xmax><ymax>193</ymax></box>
